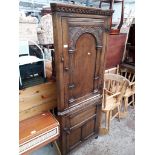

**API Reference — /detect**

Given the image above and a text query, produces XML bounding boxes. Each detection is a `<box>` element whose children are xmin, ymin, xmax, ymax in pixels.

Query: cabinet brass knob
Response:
<box><xmin>64</xmin><ymin>67</ymin><xmax>69</xmax><ymax>71</ymax></box>
<box><xmin>88</xmin><ymin>52</ymin><xmax>91</xmax><ymax>55</ymax></box>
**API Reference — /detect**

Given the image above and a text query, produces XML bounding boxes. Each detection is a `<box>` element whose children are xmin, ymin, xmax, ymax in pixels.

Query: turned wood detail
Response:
<box><xmin>68</xmin><ymin>25</ymin><xmax>104</xmax><ymax>50</ymax></box>
<box><xmin>50</xmin><ymin>3</ymin><xmax>114</xmax><ymax>16</ymax></box>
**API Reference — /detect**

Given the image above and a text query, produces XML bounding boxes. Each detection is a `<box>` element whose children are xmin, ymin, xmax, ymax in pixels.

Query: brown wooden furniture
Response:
<box><xmin>99</xmin><ymin>0</ymin><xmax>124</xmax><ymax>35</ymax></box>
<box><xmin>119</xmin><ymin>19</ymin><xmax>135</xmax><ymax>115</ymax></box>
<box><xmin>105</xmin><ymin>65</ymin><xmax>119</xmax><ymax>74</ymax></box>
<box><xmin>118</xmin><ymin>64</ymin><xmax>135</xmax><ymax>115</ymax></box>
<box><xmin>19</xmin><ymin>81</ymin><xmax>57</xmax><ymax>121</ymax></box>
<box><xmin>105</xmin><ymin>33</ymin><xmax>127</xmax><ymax>69</ymax></box>
<box><xmin>100</xmin><ymin>73</ymin><xmax>129</xmax><ymax>134</ymax></box>
<box><xmin>50</xmin><ymin>3</ymin><xmax>113</xmax><ymax>154</ymax></box>
<box><xmin>19</xmin><ymin>112</ymin><xmax>60</xmax><ymax>155</ymax></box>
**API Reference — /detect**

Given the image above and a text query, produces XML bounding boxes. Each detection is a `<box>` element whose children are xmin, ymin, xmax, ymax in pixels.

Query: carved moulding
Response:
<box><xmin>50</xmin><ymin>3</ymin><xmax>114</xmax><ymax>16</ymax></box>
<box><xmin>68</xmin><ymin>25</ymin><xmax>104</xmax><ymax>50</ymax></box>
<box><xmin>58</xmin><ymin>94</ymin><xmax>102</xmax><ymax>116</ymax></box>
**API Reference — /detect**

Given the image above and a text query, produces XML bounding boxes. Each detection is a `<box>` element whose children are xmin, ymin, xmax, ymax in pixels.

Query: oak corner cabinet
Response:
<box><xmin>50</xmin><ymin>3</ymin><xmax>113</xmax><ymax>154</ymax></box>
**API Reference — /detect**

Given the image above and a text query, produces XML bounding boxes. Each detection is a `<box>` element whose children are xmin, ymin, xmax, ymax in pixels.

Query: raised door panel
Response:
<box><xmin>62</xmin><ymin>17</ymin><xmax>105</xmax><ymax>109</ymax></box>
<box><xmin>82</xmin><ymin>118</ymin><xmax>96</xmax><ymax>140</ymax></box>
<box><xmin>65</xmin><ymin>116</ymin><xmax>96</xmax><ymax>152</ymax></box>
<box><xmin>69</xmin><ymin>105</ymin><xmax>96</xmax><ymax>127</ymax></box>
<box><xmin>66</xmin><ymin>127</ymin><xmax>81</xmax><ymax>152</ymax></box>
<box><xmin>72</xmin><ymin>33</ymin><xmax>96</xmax><ymax>98</ymax></box>
<box><xmin>63</xmin><ymin>104</ymin><xmax>98</xmax><ymax>152</ymax></box>
<box><xmin>61</xmin><ymin>103</ymin><xmax>102</xmax><ymax>154</ymax></box>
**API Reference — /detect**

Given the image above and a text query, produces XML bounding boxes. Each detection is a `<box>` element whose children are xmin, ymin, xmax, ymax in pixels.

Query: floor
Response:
<box><xmin>30</xmin><ymin>106</ymin><xmax>135</xmax><ymax>155</ymax></box>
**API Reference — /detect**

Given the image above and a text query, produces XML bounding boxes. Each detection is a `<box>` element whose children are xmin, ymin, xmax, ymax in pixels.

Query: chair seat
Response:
<box><xmin>102</xmin><ymin>95</ymin><xmax>120</xmax><ymax>111</ymax></box>
<box><xmin>19</xmin><ymin>55</ymin><xmax>43</xmax><ymax>66</ymax></box>
<box><xmin>124</xmin><ymin>88</ymin><xmax>135</xmax><ymax>97</ymax></box>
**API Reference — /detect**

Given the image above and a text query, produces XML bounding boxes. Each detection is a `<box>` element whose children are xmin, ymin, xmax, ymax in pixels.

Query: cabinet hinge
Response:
<box><xmin>64</xmin><ymin>67</ymin><xmax>69</xmax><ymax>71</ymax></box>
<box><xmin>61</xmin><ymin>56</ymin><xmax>64</xmax><ymax>62</ymax></box>
<box><xmin>68</xmin><ymin>97</ymin><xmax>75</xmax><ymax>104</ymax></box>
<box><xmin>68</xmin><ymin>83</ymin><xmax>75</xmax><ymax>89</ymax></box>
<box><xmin>68</xmin><ymin>49</ymin><xmax>76</xmax><ymax>54</ymax></box>
<box><xmin>93</xmin><ymin>89</ymin><xmax>99</xmax><ymax>93</ymax></box>
<box><xmin>96</xmin><ymin>45</ymin><xmax>102</xmax><ymax>50</ymax></box>
<box><xmin>94</xmin><ymin>76</ymin><xmax>99</xmax><ymax>80</ymax></box>
<box><xmin>63</xmin><ymin>128</ymin><xmax>71</xmax><ymax>134</ymax></box>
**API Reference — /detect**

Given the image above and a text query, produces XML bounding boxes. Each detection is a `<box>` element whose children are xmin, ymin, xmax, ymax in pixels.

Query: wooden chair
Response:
<box><xmin>99</xmin><ymin>0</ymin><xmax>124</xmax><ymax>35</ymax></box>
<box><xmin>100</xmin><ymin>73</ymin><xmax>129</xmax><ymax>134</ymax></box>
<box><xmin>118</xmin><ymin>65</ymin><xmax>135</xmax><ymax>115</ymax></box>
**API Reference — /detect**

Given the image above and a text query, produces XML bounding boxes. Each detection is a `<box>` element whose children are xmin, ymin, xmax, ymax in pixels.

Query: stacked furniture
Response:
<box><xmin>37</xmin><ymin>14</ymin><xmax>55</xmax><ymax>80</ymax></box>
<box><xmin>105</xmin><ymin>18</ymin><xmax>135</xmax><ymax>117</ymax></box>
<box><xmin>120</xmin><ymin>19</ymin><xmax>135</xmax><ymax>115</ymax></box>
<box><xmin>118</xmin><ymin>64</ymin><xmax>135</xmax><ymax>116</ymax></box>
<box><xmin>99</xmin><ymin>0</ymin><xmax>124</xmax><ymax>35</ymax></box>
<box><xmin>19</xmin><ymin>81</ymin><xmax>57</xmax><ymax>122</ymax></box>
<box><xmin>100</xmin><ymin>73</ymin><xmax>129</xmax><ymax>134</ymax></box>
<box><xmin>37</xmin><ymin>14</ymin><xmax>54</xmax><ymax>45</ymax></box>
<box><xmin>19</xmin><ymin>14</ymin><xmax>38</xmax><ymax>43</ymax></box>
<box><xmin>123</xmin><ymin>21</ymin><xmax>135</xmax><ymax>66</ymax></box>
<box><xmin>19</xmin><ymin>40</ymin><xmax>46</xmax><ymax>89</ymax></box>
<box><xmin>50</xmin><ymin>3</ymin><xmax>113</xmax><ymax>154</ymax></box>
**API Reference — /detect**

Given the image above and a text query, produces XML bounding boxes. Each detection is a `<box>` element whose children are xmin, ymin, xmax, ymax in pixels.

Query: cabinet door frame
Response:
<box><xmin>52</xmin><ymin>12</ymin><xmax>110</xmax><ymax>111</ymax></box>
<box><xmin>61</xmin><ymin>17</ymin><xmax>106</xmax><ymax>109</ymax></box>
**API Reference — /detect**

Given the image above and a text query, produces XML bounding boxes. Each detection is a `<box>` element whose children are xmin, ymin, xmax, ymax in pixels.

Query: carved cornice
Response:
<box><xmin>50</xmin><ymin>3</ymin><xmax>114</xmax><ymax>16</ymax></box>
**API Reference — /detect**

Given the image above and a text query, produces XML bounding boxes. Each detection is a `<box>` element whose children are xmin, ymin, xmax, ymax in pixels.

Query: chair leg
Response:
<box><xmin>117</xmin><ymin>105</ymin><xmax>121</xmax><ymax>122</ymax></box>
<box><xmin>99</xmin><ymin>112</ymin><xmax>109</xmax><ymax>135</ymax></box>
<box><xmin>124</xmin><ymin>97</ymin><xmax>128</xmax><ymax>113</ymax></box>
<box><xmin>53</xmin><ymin>141</ymin><xmax>61</xmax><ymax>155</ymax></box>
<box><xmin>120</xmin><ymin>99</ymin><xmax>123</xmax><ymax>112</ymax></box>
<box><xmin>132</xmin><ymin>94</ymin><xmax>135</xmax><ymax>109</ymax></box>
<box><xmin>107</xmin><ymin>111</ymin><xmax>111</xmax><ymax>132</ymax></box>
<box><xmin>105</xmin><ymin>111</ymin><xmax>109</xmax><ymax>129</ymax></box>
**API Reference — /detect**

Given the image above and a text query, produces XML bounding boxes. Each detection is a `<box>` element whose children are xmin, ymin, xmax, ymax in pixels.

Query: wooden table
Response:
<box><xmin>19</xmin><ymin>112</ymin><xmax>60</xmax><ymax>155</ymax></box>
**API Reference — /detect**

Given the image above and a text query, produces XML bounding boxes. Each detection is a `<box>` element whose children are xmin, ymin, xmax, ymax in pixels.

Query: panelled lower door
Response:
<box><xmin>65</xmin><ymin>104</ymin><xmax>97</xmax><ymax>153</ymax></box>
<box><xmin>61</xmin><ymin>17</ymin><xmax>105</xmax><ymax>109</ymax></box>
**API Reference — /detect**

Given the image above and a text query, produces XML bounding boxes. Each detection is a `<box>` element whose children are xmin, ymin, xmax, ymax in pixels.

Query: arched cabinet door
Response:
<box><xmin>61</xmin><ymin>17</ymin><xmax>105</xmax><ymax>109</ymax></box>
<box><xmin>72</xmin><ymin>33</ymin><xmax>96</xmax><ymax>98</ymax></box>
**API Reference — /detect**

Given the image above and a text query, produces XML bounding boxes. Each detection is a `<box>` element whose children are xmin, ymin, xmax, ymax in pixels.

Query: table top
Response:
<box><xmin>19</xmin><ymin>112</ymin><xmax>59</xmax><ymax>144</ymax></box>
